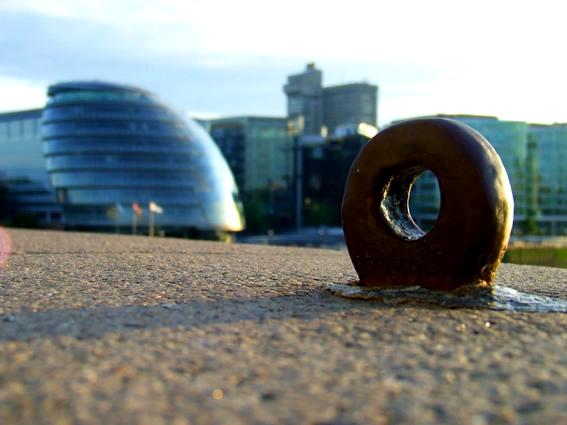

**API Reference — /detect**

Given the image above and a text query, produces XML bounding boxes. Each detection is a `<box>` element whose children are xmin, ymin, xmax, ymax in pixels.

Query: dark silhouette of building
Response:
<box><xmin>301</xmin><ymin>128</ymin><xmax>373</xmax><ymax>227</ymax></box>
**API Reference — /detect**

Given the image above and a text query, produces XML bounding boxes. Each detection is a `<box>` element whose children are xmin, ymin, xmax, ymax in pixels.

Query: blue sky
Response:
<box><xmin>1</xmin><ymin>0</ymin><xmax>567</xmax><ymax>126</ymax></box>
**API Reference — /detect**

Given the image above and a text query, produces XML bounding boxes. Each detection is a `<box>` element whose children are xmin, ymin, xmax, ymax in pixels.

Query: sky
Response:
<box><xmin>1</xmin><ymin>0</ymin><xmax>567</xmax><ymax>126</ymax></box>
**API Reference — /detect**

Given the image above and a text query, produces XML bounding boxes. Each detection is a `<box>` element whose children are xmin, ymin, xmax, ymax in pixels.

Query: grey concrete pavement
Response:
<box><xmin>0</xmin><ymin>228</ymin><xmax>565</xmax><ymax>424</ymax></box>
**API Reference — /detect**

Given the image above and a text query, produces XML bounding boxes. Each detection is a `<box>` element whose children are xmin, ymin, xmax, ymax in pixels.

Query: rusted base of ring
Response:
<box><xmin>329</xmin><ymin>281</ymin><xmax>422</xmax><ymax>300</ymax></box>
<box><xmin>328</xmin><ymin>280</ymin><xmax>492</xmax><ymax>300</ymax></box>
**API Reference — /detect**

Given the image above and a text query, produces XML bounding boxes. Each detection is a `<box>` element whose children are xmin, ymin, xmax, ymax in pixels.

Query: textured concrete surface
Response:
<box><xmin>0</xmin><ymin>228</ymin><xmax>565</xmax><ymax>425</ymax></box>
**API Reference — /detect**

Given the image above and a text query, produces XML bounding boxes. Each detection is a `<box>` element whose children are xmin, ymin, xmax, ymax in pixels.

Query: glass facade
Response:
<box><xmin>407</xmin><ymin>115</ymin><xmax>567</xmax><ymax>236</ymax></box>
<box><xmin>42</xmin><ymin>81</ymin><xmax>244</xmax><ymax>234</ymax></box>
<box><xmin>0</xmin><ymin>109</ymin><xmax>61</xmax><ymax>225</ymax></box>
<box><xmin>209</xmin><ymin>116</ymin><xmax>295</xmax><ymax>232</ymax></box>
<box><xmin>209</xmin><ymin>117</ymin><xmax>292</xmax><ymax>192</ymax></box>
<box><xmin>410</xmin><ymin>116</ymin><xmax>529</xmax><ymax>234</ymax></box>
<box><xmin>528</xmin><ymin>124</ymin><xmax>567</xmax><ymax>235</ymax></box>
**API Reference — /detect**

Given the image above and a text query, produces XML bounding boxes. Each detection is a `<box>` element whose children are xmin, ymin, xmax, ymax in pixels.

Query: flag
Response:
<box><xmin>106</xmin><ymin>205</ymin><xmax>118</xmax><ymax>220</ymax></box>
<box><xmin>148</xmin><ymin>201</ymin><xmax>163</xmax><ymax>214</ymax></box>
<box><xmin>132</xmin><ymin>202</ymin><xmax>143</xmax><ymax>216</ymax></box>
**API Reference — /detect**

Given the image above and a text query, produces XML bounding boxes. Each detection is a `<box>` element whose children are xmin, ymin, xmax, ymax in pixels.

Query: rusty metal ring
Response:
<box><xmin>341</xmin><ymin>118</ymin><xmax>514</xmax><ymax>291</ymax></box>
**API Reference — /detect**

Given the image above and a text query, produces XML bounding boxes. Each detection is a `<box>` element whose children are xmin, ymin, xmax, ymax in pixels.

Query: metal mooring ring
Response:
<box><xmin>341</xmin><ymin>118</ymin><xmax>514</xmax><ymax>291</ymax></box>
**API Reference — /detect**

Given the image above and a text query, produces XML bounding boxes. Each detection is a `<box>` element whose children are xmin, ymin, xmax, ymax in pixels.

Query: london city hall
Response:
<box><xmin>42</xmin><ymin>82</ymin><xmax>244</xmax><ymax>236</ymax></box>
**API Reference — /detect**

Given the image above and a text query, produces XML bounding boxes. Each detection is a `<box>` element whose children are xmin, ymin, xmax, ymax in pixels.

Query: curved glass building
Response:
<box><xmin>42</xmin><ymin>81</ymin><xmax>244</xmax><ymax>235</ymax></box>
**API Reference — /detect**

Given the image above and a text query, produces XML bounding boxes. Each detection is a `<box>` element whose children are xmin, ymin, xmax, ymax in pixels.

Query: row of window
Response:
<box><xmin>49</xmin><ymin>91</ymin><xmax>153</xmax><ymax>104</ymax></box>
<box><xmin>49</xmin><ymin>170</ymin><xmax>209</xmax><ymax>187</ymax></box>
<box><xmin>0</xmin><ymin>119</ymin><xmax>41</xmax><ymax>139</ymax></box>
<box><xmin>42</xmin><ymin>121</ymin><xmax>187</xmax><ymax>135</ymax></box>
<box><xmin>61</xmin><ymin>188</ymin><xmax>202</xmax><ymax>205</ymax></box>
<box><xmin>46</xmin><ymin>153</ymin><xmax>200</xmax><ymax>165</ymax></box>
<box><xmin>43</xmin><ymin>108</ymin><xmax>178</xmax><ymax>124</ymax></box>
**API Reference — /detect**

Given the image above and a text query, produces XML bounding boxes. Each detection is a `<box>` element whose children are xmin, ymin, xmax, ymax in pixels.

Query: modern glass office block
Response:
<box><xmin>410</xmin><ymin>116</ymin><xmax>529</xmax><ymax>234</ymax></box>
<box><xmin>0</xmin><ymin>109</ymin><xmax>61</xmax><ymax>225</ymax></box>
<box><xmin>42</xmin><ymin>82</ymin><xmax>244</xmax><ymax>234</ymax></box>
<box><xmin>209</xmin><ymin>116</ymin><xmax>292</xmax><ymax>192</ymax></box>
<box><xmin>528</xmin><ymin>124</ymin><xmax>567</xmax><ymax>235</ymax></box>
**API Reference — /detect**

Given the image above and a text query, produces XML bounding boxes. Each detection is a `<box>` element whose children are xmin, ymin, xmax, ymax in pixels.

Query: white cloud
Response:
<box><xmin>1</xmin><ymin>0</ymin><xmax>567</xmax><ymax>124</ymax></box>
<box><xmin>0</xmin><ymin>76</ymin><xmax>46</xmax><ymax>112</ymax></box>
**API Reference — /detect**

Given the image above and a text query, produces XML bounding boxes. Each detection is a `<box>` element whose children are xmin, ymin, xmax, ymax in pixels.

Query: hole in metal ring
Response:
<box><xmin>379</xmin><ymin>166</ymin><xmax>440</xmax><ymax>241</ymax></box>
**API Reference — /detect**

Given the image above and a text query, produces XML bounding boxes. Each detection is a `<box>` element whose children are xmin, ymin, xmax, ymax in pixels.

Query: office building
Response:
<box><xmin>408</xmin><ymin>115</ymin><xmax>567</xmax><ymax>236</ymax></box>
<box><xmin>528</xmin><ymin>124</ymin><xmax>567</xmax><ymax>235</ymax></box>
<box><xmin>283</xmin><ymin>63</ymin><xmax>379</xmax><ymax>136</ymax></box>
<box><xmin>0</xmin><ymin>109</ymin><xmax>61</xmax><ymax>226</ymax></box>
<box><xmin>209</xmin><ymin>116</ymin><xmax>294</xmax><ymax>232</ymax></box>
<box><xmin>410</xmin><ymin>115</ymin><xmax>529</xmax><ymax>233</ymax></box>
<box><xmin>323</xmin><ymin>83</ymin><xmax>378</xmax><ymax>135</ymax></box>
<box><xmin>1</xmin><ymin>81</ymin><xmax>244</xmax><ymax>236</ymax></box>
<box><xmin>301</xmin><ymin>126</ymin><xmax>373</xmax><ymax>227</ymax></box>
<box><xmin>283</xmin><ymin>63</ymin><xmax>323</xmax><ymax>136</ymax></box>
<box><xmin>209</xmin><ymin>116</ymin><xmax>293</xmax><ymax>192</ymax></box>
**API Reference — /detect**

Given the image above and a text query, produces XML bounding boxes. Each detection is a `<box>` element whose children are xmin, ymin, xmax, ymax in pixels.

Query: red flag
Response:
<box><xmin>132</xmin><ymin>202</ymin><xmax>143</xmax><ymax>216</ymax></box>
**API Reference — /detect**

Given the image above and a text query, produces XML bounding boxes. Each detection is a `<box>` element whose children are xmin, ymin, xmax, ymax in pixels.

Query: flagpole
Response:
<box><xmin>148</xmin><ymin>201</ymin><xmax>162</xmax><ymax>237</ymax></box>
<box><xmin>115</xmin><ymin>203</ymin><xmax>119</xmax><ymax>234</ymax></box>
<box><xmin>132</xmin><ymin>213</ymin><xmax>137</xmax><ymax>235</ymax></box>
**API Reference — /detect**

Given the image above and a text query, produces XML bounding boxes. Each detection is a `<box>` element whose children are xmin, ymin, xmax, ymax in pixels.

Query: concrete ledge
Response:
<box><xmin>0</xmin><ymin>229</ymin><xmax>565</xmax><ymax>424</ymax></box>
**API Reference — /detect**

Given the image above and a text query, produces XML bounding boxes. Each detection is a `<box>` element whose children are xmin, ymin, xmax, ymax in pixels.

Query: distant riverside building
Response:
<box><xmin>0</xmin><ymin>109</ymin><xmax>61</xmax><ymax>226</ymax></box>
<box><xmin>283</xmin><ymin>63</ymin><xmax>379</xmax><ymax>136</ymax></box>
<box><xmin>408</xmin><ymin>115</ymin><xmax>566</xmax><ymax>236</ymax></box>
<box><xmin>209</xmin><ymin>116</ymin><xmax>292</xmax><ymax>192</ymax></box>
<box><xmin>283</xmin><ymin>63</ymin><xmax>323</xmax><ymax>136</ymax></box>
<box><xmin>0</xmin><ymin>81</ymin><xmax>244</xmax><ymax>237</ymax></box>
<box><xmin>323</xmin><ymin>83</ymin><xmax>378</xmax><ymax>135</ymax></box>
<box><xmin>209</xmin><ymin>116</ymin><xmax>294</xmax><ymax>232</ymax></box>
<box><xmin>301</xmin><ymin>126</ymin><xmax>374</xmax><ymax>227</ymax></box>
<box><xmin>528</xmin><ymin>124</ymin><xmax>567</xmax><ymax>235</ymax></box>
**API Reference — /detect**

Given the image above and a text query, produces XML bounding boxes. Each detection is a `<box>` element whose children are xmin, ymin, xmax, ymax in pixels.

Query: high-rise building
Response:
<box><xmin>0</xmin><ymin>81</ymin><xmax>245</xmax><ymax>236</ymax></box>
<box><xmin>528</xmin><ymin>124</ymin><xmax>567</xmax><ymax>235</ymax></box>
<box><xmin>283</xmin><ymin>63</ymin><xmax>379</xmax><ymax>136</ymax></box>
<box><xmin>0</xmin><ymin>109</ymin><xmax>61</xmax><ymax>226</ymax></box>
<box><xmin>283</xmin><ymin>63</ymin><xmax>323</xmax><ymax>136</ymax></box>
<box><xmin>323</xmin><ymin>83</ymin><xmax>378</xmax><ymax>135</ymax></box>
